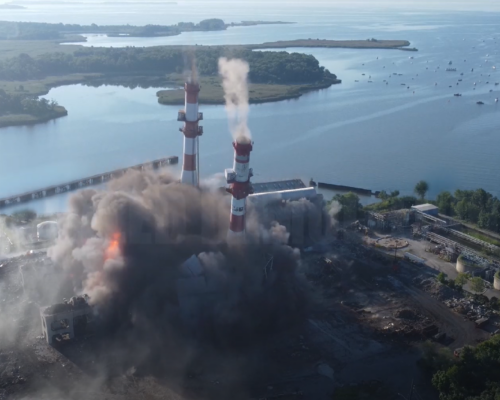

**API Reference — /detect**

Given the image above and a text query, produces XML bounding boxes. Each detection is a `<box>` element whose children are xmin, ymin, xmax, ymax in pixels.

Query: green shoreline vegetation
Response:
<box><xmin>157</xmin><ymin>76</ymin><xmax>335</xmax><ymax>105</ymax></box>
<box><xmin>0</xmin><ymin>89</ymin><xmax>67</xmax><ymax>128</ymax></box>
<box><xmin>0</xmin><ymin>44</ymin><xmax>340</xmax><ymax>126</ymax></box>
<box><xmin>330</xmin><ymin>182</ymin><xmax>500</xmax><ymax>250</ymax></box>
<box><xmin>0</xmin><ymin>19</ymin><xmax>294</xmax><ymax>41</ymax></box>
<box><xmin>365</xmin><ymin>187</ymin><xmax>500</xmax><ymax>236</ymax></box>
<box><xmin>157</xmin><ymin>49</ymin><xmax>340</xmax><ymax>105</ymax></box>
<box><xmin>0</xmin><ymin>20</ymin><xmax>415</xmax><ymax>128</ymax></box>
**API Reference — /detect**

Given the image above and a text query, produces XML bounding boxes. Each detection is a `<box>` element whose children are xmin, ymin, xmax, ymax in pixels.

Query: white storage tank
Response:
<box><xmin>456</xmin><ymin>254</ymin><xmax>483</xmax><ymax>274</ymax></box>
<box><xmin>494</xmin><ymin>271</ymin><xmax>500</xmax><ymax>291</ymax></box>
<box><xmin>37</xmin><ymin>221</ymin><xmax>58</xmax><ymax>241</ymax></box>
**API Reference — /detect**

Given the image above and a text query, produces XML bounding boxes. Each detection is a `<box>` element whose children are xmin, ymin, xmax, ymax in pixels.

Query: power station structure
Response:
<box><xmin>174</xmin><ymin>78</ymin><xmax>326</xmax><ymax>244</ymax></box>
<box><xmin>225</xmin><ymin>140</ymin><xmax>254</xmax><ymax>239</ymax></box>
<box><xmin>178</xmin><ymin>80</ymin><xmax>203</xmax><ymax>187</ymax></box>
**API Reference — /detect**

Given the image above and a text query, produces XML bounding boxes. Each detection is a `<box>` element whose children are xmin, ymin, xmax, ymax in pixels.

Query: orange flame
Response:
<box><xmin>105</xmin><ymin>232</ymin><xmax>121</xmax><ymax>260</ymax></box>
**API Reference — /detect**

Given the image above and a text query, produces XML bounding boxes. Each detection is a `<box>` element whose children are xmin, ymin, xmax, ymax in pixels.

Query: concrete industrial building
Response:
<box><xmin>367</xmin><ymin>209</ymin><xmax>413</xmax><ymax>231</ymax></box>
<box><xmin>249</xmin><ymin>185</ymin><xmax>326</xmax><ymax>247</ymax></box>
<box><xmin>174</xmin><ymin>78</ymin><xmax>328</xmax><ymax>244</ymax></box>
<box><xmin>40</xmin><ymin>296</ymin><xmax>93</xmax><ymax>345</ymax></box>
<box><xmin>250</xmin><ymin>179</ymin><xmax>325</xmax><ymax>246</ymax></box>
<box><xmin>251</xmin><ymin>179</ymin><xmax>307</xmax><ymax>194</ymax></box>
<box><xmin>411</xmin><ymin>204</ymin><xmax>439</xmax><ymax>216</ymax></box>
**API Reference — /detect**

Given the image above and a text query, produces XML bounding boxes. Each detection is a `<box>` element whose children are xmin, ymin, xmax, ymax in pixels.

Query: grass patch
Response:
<box><xmin>250</xmin><ymin>39</ymin><xmax>415</xmax><ymax>50</ymax></box>
<box><xmin>157</xmin><ymin>74</ymin><xmax>337</xmax><ymax>105</ymax></box>
<box><xmin>462</xmin><ymin>229</ymin><xmax>500</xmax><ymax>247</ymax></box>
<box><xmin>0</xmin><ymin>73</ymin><xmax>102</xmax><ymax>96</ymax></box>
<box><xmin>0</xmin><ymin>106</ymin><xmax>67</xmax><ymax>128</ymax></box>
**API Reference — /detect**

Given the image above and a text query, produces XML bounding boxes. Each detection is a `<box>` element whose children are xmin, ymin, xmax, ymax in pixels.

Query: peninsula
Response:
<box><xmin>250</xmin><ymin>38</ymin><xmax>417</xmax><ymax>51</ymax></box>
<box><xmin>156</xmin><ymin>72</ymin><xmax>339</xmax><ymax>106</ymax></box>
<box><xmin>0</xmin><ymin>44</ymin><xmax>341</xmax><ymax>124</ymax></box>
<box><xmin>0</xmin><ymin>20</ymin><xmax>415</xmax><ymax>128</ymax></box>
<box><xmin>0</xmin><ymin>90</ymin><xmax>67</xmax><ymax>128</ymax></box>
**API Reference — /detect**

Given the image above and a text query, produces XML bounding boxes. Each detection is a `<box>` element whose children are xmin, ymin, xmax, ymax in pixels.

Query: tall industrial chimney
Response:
<box><xmin>178</xmin><ymin>81</ymin><xmax>203</xmax><ymax>187</ymax></box>
<box><xmin>225</xmin><ymin>140</ymin><xmax>253</xmax><ymax>239</ymax></box>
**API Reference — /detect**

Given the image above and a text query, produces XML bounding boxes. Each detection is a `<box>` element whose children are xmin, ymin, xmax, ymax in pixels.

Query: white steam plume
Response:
<box><xmin>218</xmin><ymin>57</ymin><xmax>251</xmax><ymax>143</ymax></box>
<box><xmin>328</xmin><ymin>200</ymin><xmax>342</xmax><ymax>227</ymax></box>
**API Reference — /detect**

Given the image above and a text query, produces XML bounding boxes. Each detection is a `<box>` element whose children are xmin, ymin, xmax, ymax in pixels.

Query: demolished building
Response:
<box><xmin>40</xmin><ymin>295</ymin><xmax>93</xmax><ymax>345</ymax></box>
<box><xmin>249</xmin><ymin>180</ymin><xmax>328</xmax><ymax>247</ymax></box>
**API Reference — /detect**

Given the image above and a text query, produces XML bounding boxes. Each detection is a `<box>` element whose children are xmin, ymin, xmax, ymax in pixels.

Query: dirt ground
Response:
<box><xmin>0</xmin><ymin>232</ymin><xmax>494</xmax><ymax>400</ymax></box>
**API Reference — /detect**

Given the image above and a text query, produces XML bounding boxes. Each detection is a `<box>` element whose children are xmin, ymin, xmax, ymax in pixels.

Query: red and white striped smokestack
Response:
<box><xmin>178</xmin><ymin>81</ymin><xmax>203</xmax><ymax>186</ymax></box>
<box><xmin>225</xmin><ymin>140</ymin><xmax>253</xmax><ymax>239</ymax></box>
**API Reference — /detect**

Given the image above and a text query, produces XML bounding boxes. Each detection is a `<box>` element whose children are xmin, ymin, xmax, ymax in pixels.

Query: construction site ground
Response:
<box><xmin>368</xmin><ymin>230</ymin><xmax>500</xmax><ymax>298</ymax></box>
<box><xmin>0</xmin><ymin>232</ymin><xmax>495</xmax><ymax>400</ymax></box>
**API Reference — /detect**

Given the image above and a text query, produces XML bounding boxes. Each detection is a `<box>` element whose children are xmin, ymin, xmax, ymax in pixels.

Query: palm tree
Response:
<box><xmin>414</xmin><ymin>180</ymin><xmax>429</xmax><ymax>200</ymax></box>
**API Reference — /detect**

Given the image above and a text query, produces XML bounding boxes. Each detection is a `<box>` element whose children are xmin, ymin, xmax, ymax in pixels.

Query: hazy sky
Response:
<box><xmin>1</xmin><ymin>0</ymin><xmax>500</xmax><ymax>12</ymax></box>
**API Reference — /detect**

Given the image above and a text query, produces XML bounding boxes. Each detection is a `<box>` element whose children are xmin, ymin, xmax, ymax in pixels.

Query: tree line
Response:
<box><xmin>329</xmin><ymin>186</ymin><xmax>423</xmax><ymax>223</ymax></box>
<box><xmin>420</xmin><ymin>334</ymin><xmax>500</xmax><ymax>400</ymax></box>
<box><xmin>0</xmin><ymin>89</ymin><xmax>61</xmax><ymax>118</ymax></box>
<box><xmin>0</xmin><ymin>47</ymin><xmax>337</xmax><ymax>85</ymax></box>
<box><xmin>436</xmin><ymin>189</ymin><xmax>500</xmax><ymax>233</ymax></box>
<box><xmin>328</xmin><ymin>181</ymin><xmax>500</xmax><ymax>235</ymax></box>
<box><xmin>0</xmin><ymin>19</ymin><xmax>228</xmax><ymax>40</ymax></box>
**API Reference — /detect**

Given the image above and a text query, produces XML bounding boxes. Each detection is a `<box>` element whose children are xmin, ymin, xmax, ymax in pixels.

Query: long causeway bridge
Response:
<box><xmin>0</xmin><ymin>156</ymin><xmax>178</xmax><ymax>209</ymax></box>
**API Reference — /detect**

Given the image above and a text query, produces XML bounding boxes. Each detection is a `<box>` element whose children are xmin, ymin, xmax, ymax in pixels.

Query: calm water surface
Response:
<box><xmin>0</xmin><ymin>4</ymin><xmax>499</xmax><ymax>214</ymax></box>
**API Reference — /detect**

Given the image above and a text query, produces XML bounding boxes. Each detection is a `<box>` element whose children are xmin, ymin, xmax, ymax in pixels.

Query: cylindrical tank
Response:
<box><xmin>456</xmin><ymin>255</ymin><xmax>481</xmax><ymax>274</ymax></box>
<box><xmin>37</xmin><ymin>221</ymin><xmax>58</xmax><ymax>241</ymax></box>
<box><xmin>494</xmin><ymin>272</ymin><xmax>500</xmax><ymax>291</ymax></box>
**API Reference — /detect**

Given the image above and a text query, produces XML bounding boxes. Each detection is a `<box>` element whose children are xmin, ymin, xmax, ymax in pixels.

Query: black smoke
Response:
<box><xmin>47</xmin><ymin>169</ymin><xmax>311</xmax><ymax>384</ymax></box>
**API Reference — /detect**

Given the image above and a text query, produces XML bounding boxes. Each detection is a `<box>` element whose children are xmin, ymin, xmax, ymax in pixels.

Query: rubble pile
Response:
<box><xmin>378</xmin><ymin>308</ymin><xmax>436</xmax><ymax>339</ymax></box>
<box><xmin>346</xmin><ymin>220</ymin><xmax>370</xmax><ymax>235</ymax></box>
<box><xmin>0</xmin><ymin>353</ymin><xmax>27</xmax><ymax>390</ymax></box>
<box><xmin>443</xmin><ymin>297</ymin><xmax>493</xmax><ymax>321</ymax></box>
<box><xmin>417</xmin><ymin>276</ymin><xmax>496</xmax><ymax>324</ymax></box>
<box><xmin>414</xmin><ymin>277</ymin><xmax>458</xmax><ymax>301</ymax></box>
<box><xmin>394</xmin><ymin>309</ymin><xmax>417</xmax><ymax>320</ymax></box>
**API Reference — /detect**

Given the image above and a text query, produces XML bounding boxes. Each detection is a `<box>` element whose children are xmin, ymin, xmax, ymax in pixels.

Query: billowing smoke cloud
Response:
<box><xmin>199</xmin><ymin>172</ymin><xmax>226</xmax><ymax>193</ymax></box>
<box><xmin>45</xmin><ymin>170</ymin><xmax>309</xmax><ymax>387</ymax></box>
<box><xmin>218</xmin><ymin>57</ymin><xmax>251</xmax><ymax>143</ymax></box>
<box><xmin>249</xmin><ymin>196</ymin><xmax>329</xmax><ymax>247</ymax></box>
